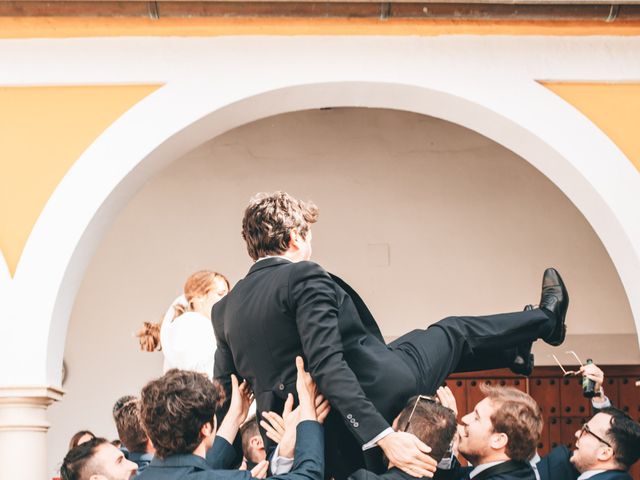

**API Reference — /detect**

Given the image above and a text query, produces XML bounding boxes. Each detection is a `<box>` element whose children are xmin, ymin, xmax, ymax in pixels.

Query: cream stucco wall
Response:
<box><xmin>46</xmin><ymin>107</ymin><xmax>637</xmax><ymax>476</ymax></box>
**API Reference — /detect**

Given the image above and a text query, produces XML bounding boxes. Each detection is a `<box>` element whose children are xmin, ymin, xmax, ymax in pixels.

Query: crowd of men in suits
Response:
<box><xmin>60</xmin><ymin>358</ymin><xmax>640</xmax><ymax>480</ymax></box>
<box><xmin>59</xmin><ymin>191</ymin><xmax>640</xmax><ymax>480</ymax></box>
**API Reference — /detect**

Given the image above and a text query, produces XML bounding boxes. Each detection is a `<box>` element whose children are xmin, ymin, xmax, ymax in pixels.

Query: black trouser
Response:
<box><xmin>331</xmin><ymin>308</ymin><xmax>553</xmax><ymax>480</ymax></box>
<box><xmin>390</xmin><ymin>307</ymin><xmax>552</xmax><ymax>394</ymax></box>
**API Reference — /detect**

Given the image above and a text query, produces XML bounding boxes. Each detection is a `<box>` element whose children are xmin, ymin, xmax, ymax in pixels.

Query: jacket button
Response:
<box><xmin>347</xmin><ymin>414</ymin><xmax>353</xmax><ymax>420</ymax></box>
<box><xmin>278</xmin><ymin>384</ymin><xmax>285</xmax><ymax>391</ymax></box>
<box><xmin>353</xmin><ymin>422</ymin><xmax>359</xmax><ymax>427</ymax></box>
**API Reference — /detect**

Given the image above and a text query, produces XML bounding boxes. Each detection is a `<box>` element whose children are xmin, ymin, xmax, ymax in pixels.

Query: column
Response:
<box><xmin>0</xmin><ymin>386</ymin><xmax>63</xmax><ymax>480</ymax></box>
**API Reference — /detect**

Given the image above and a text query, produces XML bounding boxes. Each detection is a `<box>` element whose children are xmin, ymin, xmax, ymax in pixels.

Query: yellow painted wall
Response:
<box><xmin>0</xmin><ymin>85</ymin><xmax>161</xmax><ymax>276</ymax></box>
<box><xmin>1</xmin><ymin>83</ymin><xmax>638</xmax><ymax>276</ymax></box>
<box><xmin>543</xmin><ymin>83</ymin><xmax>640</xmax><ymax>172</ymax></box>
<box><xmin>0</xmin><ymin>17</ymin><xmax>639</xmax><ymax>38</ymax></box>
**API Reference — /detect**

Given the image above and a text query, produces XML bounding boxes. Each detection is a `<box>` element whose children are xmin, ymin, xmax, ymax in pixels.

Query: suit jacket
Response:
<box><xmin>349</xmin><ymin>466</ymin><xmax>415</xmax><ymax>480</ymax></box>
<box><xmin>537</xmin><ymin>446</ymin><xmax>631</xmax><ymax>480</ymax></box>
<box><xmin>137</xmin><ymin>421</ymin><xmax>323</xmax><ymax>480</ymax></box>
<box><xmin>435</xmin><ymin>459</ymin><xmax>536</xmax><ymax>480</ymax></box>
<box><xmin>213</xmin><ymin>259</ymin><xmax>416</xmax><ymax>446</ymax></box>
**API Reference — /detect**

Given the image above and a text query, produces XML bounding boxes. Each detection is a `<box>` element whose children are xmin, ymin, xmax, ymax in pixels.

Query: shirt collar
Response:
<box><xmin>577</xmin><ymin>470</ymin><xmax>608</xmax><ymax>480</ymax></box>
<box><xmin>256</xmin><ymin>255</ymin><xmax>292</xmax><ymax>263</ymax></box>
<box><xmin>470</xmin><ymin>460</ymin><xmax>508</xmax><ymax>479</ymax></box>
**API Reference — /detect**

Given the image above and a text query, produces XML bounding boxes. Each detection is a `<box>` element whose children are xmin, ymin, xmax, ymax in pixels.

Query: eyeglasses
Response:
<box><xmin>580</xmin><ymin>423</ymin><xmax>614</xmax><ymax>450</ymax></box>
<box><xmin>402</xmin><ymin>395</ymin><xmax>437</xmax><ymax>433</ymax></box>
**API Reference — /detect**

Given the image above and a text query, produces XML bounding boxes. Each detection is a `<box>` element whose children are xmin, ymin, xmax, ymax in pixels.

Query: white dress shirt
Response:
<box><xmin>470</xmin><ymin>461</ymin><xmax>508</xmax><ymax>478</ymax></box>
<box><xmin>577</xmin><ymin>470</ymin><xmax>607</xmax><ymax>480</ymax></box>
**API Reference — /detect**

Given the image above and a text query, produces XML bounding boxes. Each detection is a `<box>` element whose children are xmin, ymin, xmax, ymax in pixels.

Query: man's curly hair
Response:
<box><xmin>140</xmin><ymin>369</ymin><xmax>225</xmax><ymax>459</ymax></box>
<box><xmin>242</xmin><ymin>191</ymin><xmax>319</xmax><ymax>261</ymax></box>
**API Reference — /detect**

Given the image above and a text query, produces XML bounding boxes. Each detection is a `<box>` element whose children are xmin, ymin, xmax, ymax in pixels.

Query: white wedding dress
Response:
<box><xmin>160</xmin><ymin>296</ymin><xmax>216</xmax><ymax>379</ymax></box>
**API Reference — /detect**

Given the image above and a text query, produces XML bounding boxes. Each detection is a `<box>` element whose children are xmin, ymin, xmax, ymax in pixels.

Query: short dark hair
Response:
<box><xmin>113</xmin><ymin>395</ymin><xmax>136</xmax><ymax>418</ymax></box>
<box><xmin>60</xmin><ymin>437</ymin><xmax>109</xmax><ymax>480</ymax></box>
<box><xmin>240</xmin><ymin>415</ymin><xmax>261</xmax><ymax>463</ymax></box>
<box><xmin>599</xmin><ymin>407</ymin><xmax>640</xmax><ymax>470</ymax></box>
<box><xmin>395</xmin><ymin>396</ymin><xmax>457</xmax><ymax>462</ymax></box>
<box><xmin>242</xmin><ymin>192</ymin><xmax>319</xmax><ymax>261</ymax></box>
<box><xmin>114</xmin><ymin>397</ymin><xmax>149</xmax><ymax>453</ymax></box>
<box><xmin>140</xmin><ymin>369</ymin><xmax>225</xmax><ymax>459</ymax></box>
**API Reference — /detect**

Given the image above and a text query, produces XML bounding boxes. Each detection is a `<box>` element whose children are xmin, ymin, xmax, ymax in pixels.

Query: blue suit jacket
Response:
<box><xmin>349</xmin><ymin>466</ymin><xmax>412</xmax><ymax>480</ymax></box>
<box><xmin>537</xmin><ymin>446</ymin><xmax>631</xmax><ymax>480</ymax></box>
<box><xmin>137</xmin><ymin>421</ymin><xmax>323</xmax><ymax>480</ymax></box>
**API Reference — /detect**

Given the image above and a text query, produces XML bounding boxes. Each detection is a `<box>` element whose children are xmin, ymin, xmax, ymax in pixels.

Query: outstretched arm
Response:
<box><xmin>289</xmin><ymin>262</ymin><xmax>436</xmax><ymax>478</ymax></box>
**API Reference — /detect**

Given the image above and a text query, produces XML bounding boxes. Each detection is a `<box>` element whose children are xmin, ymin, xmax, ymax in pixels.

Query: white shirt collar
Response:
<box><xmin>256</xmin><ymin>255</ymin><xmax>292</xmax><ymax>263</ymax></box>
<box><xmin>577</xmin><ymin>470</ymin><xmax>607</xmax><ymax>480</ymax></box>
<box><xmin>470</xmin><ymin>460</ymin><xmax>507</xmax><ymax>479</ymax></box>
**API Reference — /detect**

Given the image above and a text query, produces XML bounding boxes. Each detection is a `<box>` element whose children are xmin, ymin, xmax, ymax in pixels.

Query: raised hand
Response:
<box><xmin>436</xmin><ymin>386</ymin><xmax>458</xmax><ymax>417</ymax></box>
<box><xmin>260</xmin><ymin>393</ymin><xmax>294</xmax><ymax>444</ymax></box>
<box><xmin>295</xmin><ymin>356</ymin><xmax>318</xmax><ymax>422</ymax></box>
<box><xmin>314</xmin><ymin>394</ymin><xmax>331</xmax><ymax>424</ymax></box>
<box><xmin>250</xmin><ymin>459</ymin><xmax>269</xmax><ymax>478</ymax></box>
<box><xmin>228</xmin><ymin>374</ymin><xmax>254</xmax><ymax>424</ymax></box>
<box><xmin>580</xmin><ymin>362</ymin><xmax>605</xmax><ymax>394</ymax></box>
<box><xmin>216</xmin><ymin>374</ymin><xmax>254</xmax><ymax>444</ymax></box>
<box><xmin>378</xmin><ymin>431</ymin><xmax>438</xmax><ymax>478</ymax></box>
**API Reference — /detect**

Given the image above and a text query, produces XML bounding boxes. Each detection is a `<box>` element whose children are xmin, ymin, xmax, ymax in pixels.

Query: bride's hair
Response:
<box><xmin>136</xmin><ymin>270</ymin><xmax>230</xmax><ymax>352</ymax></box>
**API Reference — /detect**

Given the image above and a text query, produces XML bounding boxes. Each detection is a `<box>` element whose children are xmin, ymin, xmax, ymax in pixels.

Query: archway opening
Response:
<box><xmin>45</xmin><ymin>107</ymin><xmax>637</xmax><ymax>475</ymax></box>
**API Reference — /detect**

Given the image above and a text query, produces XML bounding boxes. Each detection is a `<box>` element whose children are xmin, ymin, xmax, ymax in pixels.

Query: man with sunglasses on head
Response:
<box><xmin>262</xmin><ymin>389</ymin><xmax>458</xmax><ymax>480</ymax></box>
<box><xmin>537</xmin><ymin>408</ymin><xmax>640</xmax><ymax>480</ymax></box>
<box><xmin>348</xmin><ymin>394</ymin><xmax>458</xmax><ymax>480</ymax></box>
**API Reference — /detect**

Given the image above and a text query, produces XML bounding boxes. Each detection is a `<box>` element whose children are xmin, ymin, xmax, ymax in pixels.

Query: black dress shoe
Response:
<box><xmin>540</xmin><ymin>268</ymin><xmax>569</xmax><ymax>346</ymax></box>
<box><xmin>510</xmin><ymin>305</ymin><xmax>535</xmax><ymax>376</ymax></box>
<box><xmin>510</xmin><ymin>351</ymin><xmax>534</xmax><ymax>376</ymax></box>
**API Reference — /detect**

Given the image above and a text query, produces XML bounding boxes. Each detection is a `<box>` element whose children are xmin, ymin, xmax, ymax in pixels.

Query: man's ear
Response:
<box><xmin>596</xmin><ymin>446</ymin><xmax>615</xmax><ymax>463</ymax></box>
<box><xmin>200</xmin><ymin>421</ymin><xmax>213</xmax><ymax>439</ymax></box>
<box><xmin>288</xmin><ymin>229</ymin><xmax>301</xmax><ymax>250</ymax></box>
<box><xmin>250</xmin><ymin>435</ymin><xmax>264</xmax><ymax>449</ymax></box>
<box><xmin>490</xmin><ymin>432</ymin><xmax>508</xmax><ymax>451</ymax></box>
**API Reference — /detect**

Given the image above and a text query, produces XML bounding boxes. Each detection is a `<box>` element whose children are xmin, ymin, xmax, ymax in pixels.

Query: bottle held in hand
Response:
<box><xmin>582</xmin><ymin>358</ymin><xmax>596</xmax><ymax>398</ymax></box>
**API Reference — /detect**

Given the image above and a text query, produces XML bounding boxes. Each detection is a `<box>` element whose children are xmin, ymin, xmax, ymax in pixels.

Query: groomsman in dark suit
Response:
<box><xmin>434</xmin><ymin>385</ymin><xmax>541</xmax><ymax>480</ymax></box>
<box><xmin>349</xmin><ymin>394</ymin><xmax>458</xmax><ymax>480</ymax></box>
<box><xmin>537</xmin><ymin>408</ymin><xmax>640</xmax><ymax>480</ymax></box>
<box><xmin>136</xmin><ymin>362</ymin><xmax>324</xmax><ymax>480</ymax></box>
<box><xmin>213</xmin><ymin>191</ymin><xmax>569</xmax><ymax>479</ymax></box>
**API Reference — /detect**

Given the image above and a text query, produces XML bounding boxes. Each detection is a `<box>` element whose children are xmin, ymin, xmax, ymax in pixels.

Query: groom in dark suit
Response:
<box><xmin>213</xmin><ymin>192</ymin><xmax>569</xmax><ymax>479</ymax></box>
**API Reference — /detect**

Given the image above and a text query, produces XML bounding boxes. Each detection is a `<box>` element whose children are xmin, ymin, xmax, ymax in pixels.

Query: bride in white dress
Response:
<box><xmin>137</xmin><ymin>270</ymin><xmax>230</xmax><ymax>379</ymax></box>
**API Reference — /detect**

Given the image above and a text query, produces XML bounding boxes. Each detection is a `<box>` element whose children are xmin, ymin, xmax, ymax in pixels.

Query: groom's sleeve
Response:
<box><xmin>289</xmin><ymin>261</ymin><xmax>390</xmax><ymax>446</ymax></box>
<box><xmin>212</xmin><ymin>303</ymin><xmax>244</xmax><ymax>469</ymax></box>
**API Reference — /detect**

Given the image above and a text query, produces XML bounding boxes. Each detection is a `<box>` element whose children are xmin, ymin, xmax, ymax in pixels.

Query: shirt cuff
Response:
<box><xmin>591</xmin><ymin>392</ymin><xmax>611</xmax><ymax>409</ymax></box>
<box><xmin>270</xmin><ymin>444</ymin><xmax>294</xmax><ymax>475</ymax></box>
<box><xmin>362</xmin><ymin>427</ymin><xmax>395</xmax><ymax>451</ymax></box>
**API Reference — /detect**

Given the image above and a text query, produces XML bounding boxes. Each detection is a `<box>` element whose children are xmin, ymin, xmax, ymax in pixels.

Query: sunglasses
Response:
<box><xmin>551</xmin><ymin>350</ymin><xmax>584</xmax><ymax>376</ymax></box>
<box><xmin>580</xmin><ymin>423</ymin><xmax>614</xmax><ymax>450</ymax></box>
<box><xmin>402</xmin><ymin>395</ymin><xmax>438</xmax><ymax>433</ymax></box>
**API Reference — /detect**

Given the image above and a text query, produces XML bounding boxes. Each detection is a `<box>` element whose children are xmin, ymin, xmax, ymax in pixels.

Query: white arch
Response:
<box><xmin>4</xmin><ymin>78</ymin><xmax>640</xmax><ymax>387</ymax></box>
